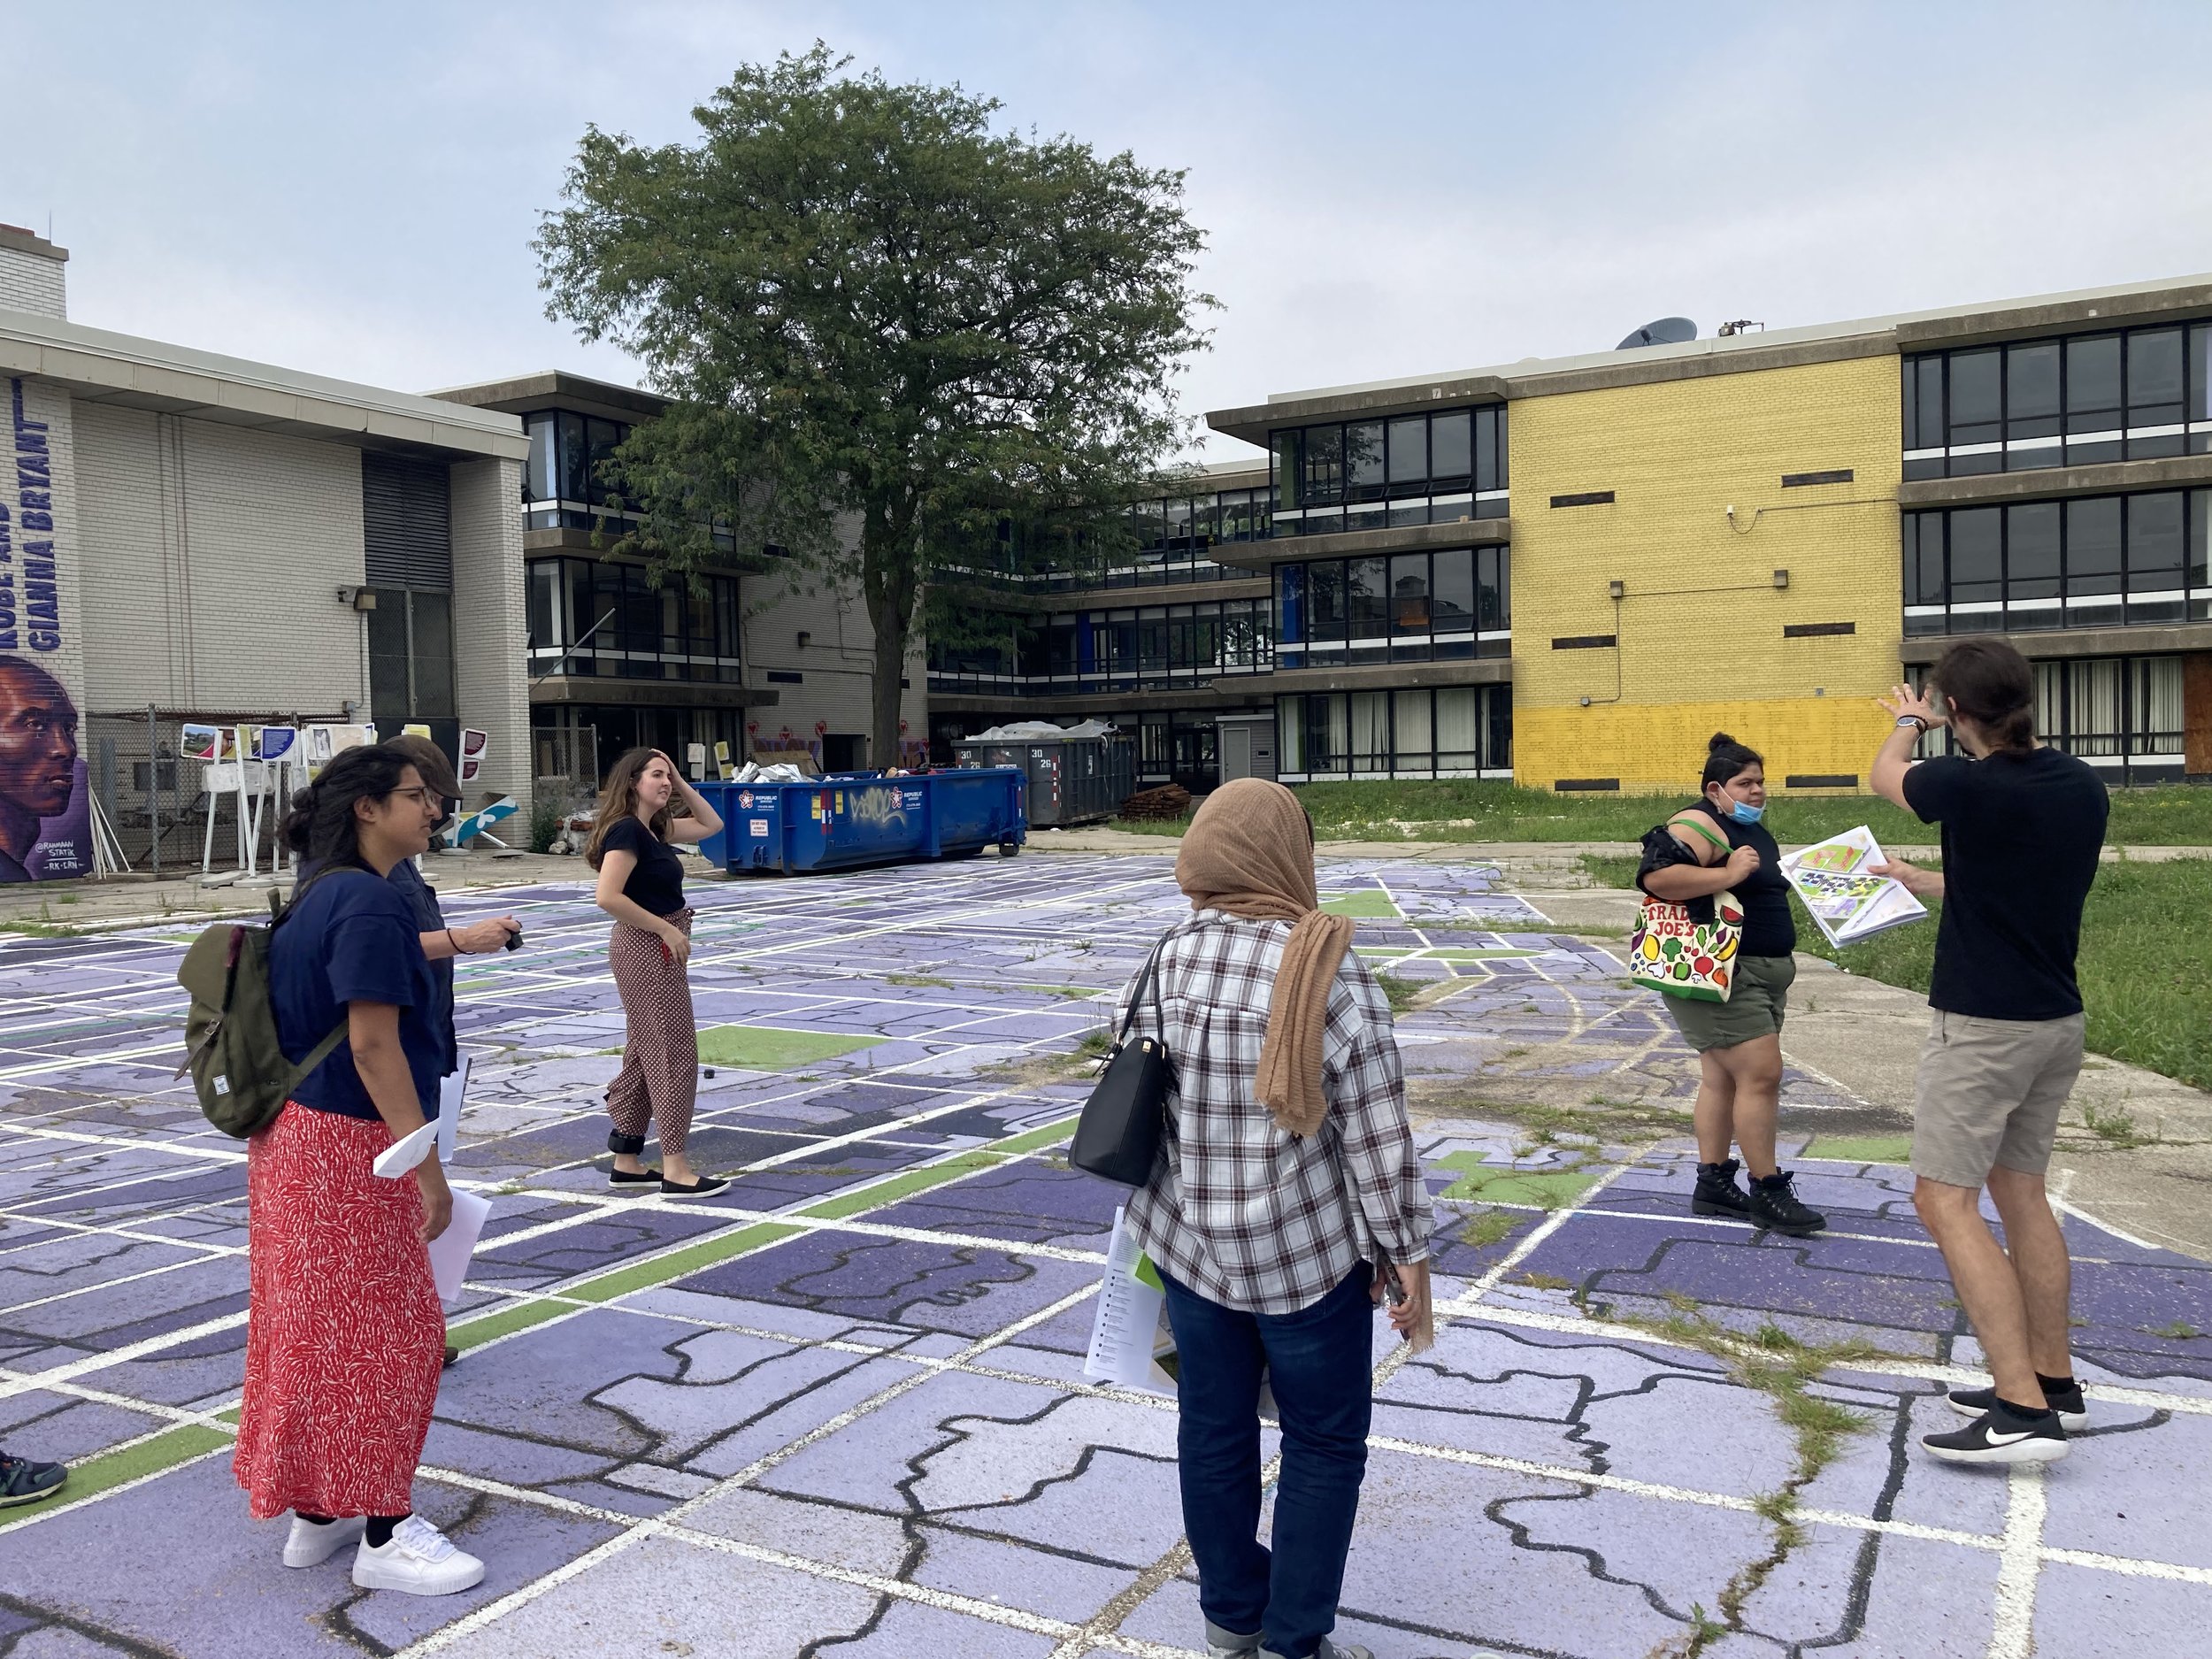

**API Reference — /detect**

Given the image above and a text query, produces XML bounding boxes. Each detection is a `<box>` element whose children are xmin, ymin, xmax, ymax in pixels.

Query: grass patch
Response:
<box><xmin>1108</xmin><ymin>780</ymin><xmax>2212</xmax><ymax>847</ymax></box>
<box><xmin>1434</xmin><ymin>1152</ymin><xmax>1601</xmax><ymax>1208</ymax></box>
<box><xmin>1372</xmin><ymin>970</ymin><xmax>1420</xmax><ymax>1018</ymax></box>
<box><xmin>1458</xmin><ymin>1209</ymin><xmax>1525</xmax><ymax>1249</ymax></box>
<box><xmin>0</xmin><ymin>1424</ymin><xmax>233</xmax><ymax>1530</ymax></box>
<box><xmin>695</xmin><ymin>1025</ymin><xmax>887</xmax><ymax>1070</ymax></box>
<box><xmin>1105</xmin><ymin>816</ymin><xmax>1187</xmax><ymax>836</ymax></box>
<box><xmin>1318</xmin><ymin>889</ymin><xmax>1402</xmax><ymax>918</ymax></box>
<box><xmin>1802</xmin><ymin>1134</ymin><xmax>1914</xmax><ymax>1165</ymax></box>
<box><xmin>0</xmin><ymin>918</ymin><xmax>81</xmax><ymax>938</ymax></box>
<box><xmin>1795</xmin><ymin>858</ymin><xmax>2212</xmax><ymax>1093</ymax></box>
<box><xmin>1578</xmin><ymin>852</ymin><xmax>1645</xmax><ymax>889</ymax></box>
<box><xmin>884</xmin><ymin>973</ymin><xmax>953</xmax><ymax>989</ymax></box>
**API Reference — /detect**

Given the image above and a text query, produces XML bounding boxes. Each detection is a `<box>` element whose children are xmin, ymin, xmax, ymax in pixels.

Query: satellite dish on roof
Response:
<box><xmin>1617</xmin><ymin>317</ymin><xmax>1698</xmax><ymax>350</ymax></box>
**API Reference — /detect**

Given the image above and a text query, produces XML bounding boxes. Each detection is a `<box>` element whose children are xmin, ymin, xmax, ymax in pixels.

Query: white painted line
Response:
<box><xmin>1988</xmin><ymin>1464</ymin><xmax>2047</xmax><ymax>1659</ymax></box>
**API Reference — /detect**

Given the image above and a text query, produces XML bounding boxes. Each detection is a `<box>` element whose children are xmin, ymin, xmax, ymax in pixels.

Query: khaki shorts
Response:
<box><xmin>1663</xmin><ymin>954</ymin><xmax>1795</xmax><ymax>1054</ymax></box>
<box><xmin>1911</xmin><ymin>1010</ymin><xmax>2085</xmax><ymax>1188</ymax></box>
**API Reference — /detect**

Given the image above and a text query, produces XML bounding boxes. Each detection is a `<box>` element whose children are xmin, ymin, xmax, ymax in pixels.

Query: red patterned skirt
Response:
<box><xmin>233</xmin><ymin>1103</ymin><xmax>444</xmax><ymax>1520</ymax></box>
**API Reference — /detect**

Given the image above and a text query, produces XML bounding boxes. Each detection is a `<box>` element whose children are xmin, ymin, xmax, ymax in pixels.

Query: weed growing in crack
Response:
<box><xmin>1603</xmin><ymin>1302</ymin><xmax>1882</xmax><ymax>1658</ymax></box>
<box><xmin>2082</xmin><ymin>1102</ymin><xmax>2157</xmax><ymax>1148</ymax></box>
<box><xmin>1459</xmin><ymin>1210</ymin><xmax>1522</xmax><ymax>1249</ymax></box>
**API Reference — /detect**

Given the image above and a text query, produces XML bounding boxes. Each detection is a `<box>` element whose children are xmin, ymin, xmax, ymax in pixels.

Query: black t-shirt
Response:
<box><xmin>1686</xmin><ymin>799</ymin><xmax>1796</xmax><ymax>958</ymax></box>
<box><xmin>1902</xmin><ymin>747</ymin><xmax>2108</xmax><ymax>1020</ymax></box>
<box><xmin>600</xmin><ymin>815</ymin><xmax>685</xmax><ymax>918</ymax></box>
<box><xmin>386</xmin><ymin>856</ymin><xmax>457</xmax><ymax>1074</ymax></box>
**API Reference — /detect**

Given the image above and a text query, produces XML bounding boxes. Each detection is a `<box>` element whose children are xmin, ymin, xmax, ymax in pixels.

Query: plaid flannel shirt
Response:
<box><xmin>1114</xmin><ymin>910</ymin><xmax>1430</xmax><ymax>1315</ymax></box>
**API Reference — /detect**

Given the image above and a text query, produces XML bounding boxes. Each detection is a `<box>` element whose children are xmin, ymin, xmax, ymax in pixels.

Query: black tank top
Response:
<box><xmin>1683</xmin><ymin>799</ymin><xmax>1796</xmax><ymax>958</ymax></box>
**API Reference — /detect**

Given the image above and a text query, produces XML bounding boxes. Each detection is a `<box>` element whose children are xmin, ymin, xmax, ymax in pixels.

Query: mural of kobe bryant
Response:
<box><xmin>0</xmin><ymin>657</ymin><xmax>81</xmax><ymax>884</ymax></box>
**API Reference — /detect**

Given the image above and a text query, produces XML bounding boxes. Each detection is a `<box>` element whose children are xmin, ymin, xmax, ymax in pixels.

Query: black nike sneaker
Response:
<box><xmin>1950</xmin><ymin>1379</ymin><xmax>2087</xmax><ymax>1432</ymax></box>
<box><xmin>1747</xmin><ymin>1171</ymin><xmax>1826</xmax><ymax>1237</ymax></box>
<box><xmin>1692</xmin><ymin>1157</ymin><xmax>1753</xmax><ymax>1222</ymax></box>
<box><xmin>1923</xmin><ymin>1397</ymin><xmax>2069</xmax><ymax>1464</ymax></box>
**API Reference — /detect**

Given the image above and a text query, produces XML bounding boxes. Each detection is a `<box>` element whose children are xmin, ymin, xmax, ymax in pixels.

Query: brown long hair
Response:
<box><xmin>585</xmin><ymin>747</ymin><xmax>674</xmax><ymax>868</ymax></box>
<box><xmin>1932</xmin><ymin>639</ymin><xmax>2036</xmax><ymax>757</ymax></box>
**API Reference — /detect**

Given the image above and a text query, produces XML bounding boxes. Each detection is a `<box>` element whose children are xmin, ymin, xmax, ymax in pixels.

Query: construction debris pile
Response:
<box><xmin>1117</xmin><ymin>783</ymin><xmax>1192</xmax><ymax>822</ymax></box>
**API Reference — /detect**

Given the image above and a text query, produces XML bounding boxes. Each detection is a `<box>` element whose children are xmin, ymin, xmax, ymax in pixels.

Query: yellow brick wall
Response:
<box><xmin>1510</xmin><ymin>354</ymin><xmax>1904</xmax><ymax>794</ymax></box>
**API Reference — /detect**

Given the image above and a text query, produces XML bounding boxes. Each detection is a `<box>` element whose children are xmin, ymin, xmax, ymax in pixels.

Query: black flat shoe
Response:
<box><xmin>660</xmin><ymin>1173</ymin><xmax>730</xmax><ymax>1200</ymax></box>
<box><xmin>609</xmin><ymin>1167</ymin><xmax>664</xmax><ymax>1192</ymax></box>
<box><xmin>442</xmin><ymin>1345</ymin><xmax>459</xmax><ymax>1369</ymax></box>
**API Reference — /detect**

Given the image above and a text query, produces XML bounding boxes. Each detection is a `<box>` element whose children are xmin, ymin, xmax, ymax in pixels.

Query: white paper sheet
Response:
<box><xmin>371</xmin><ymin>1118</ymin><xmax>440</xmax><ymax>1180</ymax></box>
<box><xmin>428</xmin><ymin>1188</ymin><xmax>492</xmax><ymax>1303</ymax></box>
<box><xmin>1779</xmin><ymin>826</ymin><xmax>1930</xmax><ymax>948</ymax></box>
<box><xmin>436</xmin><ymin>1058</ymin><xmax>469</xmax><ymax>1166</ymax></box>
<box><xmin>1082</xmin><ymin>1207</ymin><xmax>1172</xmax><ymax>1393</ymax></box>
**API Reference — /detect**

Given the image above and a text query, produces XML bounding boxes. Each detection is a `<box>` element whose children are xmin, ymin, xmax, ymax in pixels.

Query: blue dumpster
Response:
<box><xmin>693</xmin><ymin>769</ymin><xmax>1026</xmax><ymax>874</ymax></box>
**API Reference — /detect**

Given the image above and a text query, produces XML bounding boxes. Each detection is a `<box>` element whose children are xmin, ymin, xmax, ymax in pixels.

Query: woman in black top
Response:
<box><xmin>1636</xmin><ymin>734</ymin><xmax>1824</xmax><ymax>1236</ymax></box>
<box><xmin>587</xmin><ymin>748</ymin><xmax>726</xmax><ymax>1198</ymax></box>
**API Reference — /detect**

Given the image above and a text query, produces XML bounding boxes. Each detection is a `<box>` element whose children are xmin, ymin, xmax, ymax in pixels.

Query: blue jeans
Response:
<box><xmin>1160</xmin><ymin>1262</ymin><xmax>1373</xmax><ymax>1659</ymax></box>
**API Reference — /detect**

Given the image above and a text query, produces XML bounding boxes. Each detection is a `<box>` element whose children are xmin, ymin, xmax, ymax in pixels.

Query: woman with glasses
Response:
<box><xmin>234</xmin><ymin>744</ymin><xmax>486</xmax><ymax>1596</ymax></box>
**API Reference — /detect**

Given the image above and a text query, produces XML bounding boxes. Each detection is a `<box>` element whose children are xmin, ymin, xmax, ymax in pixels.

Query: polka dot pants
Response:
<box><xmin>606</xmin><ymin>908</ymin><xmax>697</xmax><ymax>1158</ymax></box>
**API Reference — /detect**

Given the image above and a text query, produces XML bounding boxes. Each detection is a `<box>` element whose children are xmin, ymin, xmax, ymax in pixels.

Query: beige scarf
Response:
<box><xmin>1174</xmin><ymin>779</ymin><xmax>1356</xmax><ymax>1138</ymax></box>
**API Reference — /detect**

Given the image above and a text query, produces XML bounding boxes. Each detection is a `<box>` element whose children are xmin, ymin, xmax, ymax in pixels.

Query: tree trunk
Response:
<box><xmin>866</xmin><ymin>584</ymin><xmax>909</xmax><ymax>770</ymax></box>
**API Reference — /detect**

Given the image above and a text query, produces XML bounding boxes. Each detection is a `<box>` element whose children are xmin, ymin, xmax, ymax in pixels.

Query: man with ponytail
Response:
<box><xmin>1871</xmin><ymin>639</ymin><xmax>2108</xmax><ymax>1466</ymax></box>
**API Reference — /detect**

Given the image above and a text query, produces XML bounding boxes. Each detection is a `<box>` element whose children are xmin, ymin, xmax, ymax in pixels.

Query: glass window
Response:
<box><xmin>1436</xmin><ymin>687</ymin><xmax>1481</xmax><ymax>771</ymax></box>
<box><xmin>1478</xmin><ymin>545</ymin><xmax>1509</xmax><ymax>634</ymax></box>
<box><xmin>1949</xmin><ymin>508</ymin><xmax>2001</xmax><ymax>606</ymax></box>
<box><xmin>2134</xmin><ymin>657</ymin><xmax>2184</xmax><ymax>754</ymax></box>
<box><xmin>1308</xmin><ymin>560</ymin><xmax>1347</xmax><ymax>647</ymax></box>
<box><xmin>409</xmin><ymin>592</ymin><xmax>457</xmax><ymax>718</ymax></box>
<box><xmin>1277</xmin><ymin>696</ymin><xmax>1304</xmax><ymax>773</ymax></box>
<box><xmin>557</xmin><ymin>411</ymin><xmax>588</xmax><ymax>500</ymax></box>
<box><xmin>2067</xmin><ymin>335</ymin><xmax>2123</xmax><ymax>426</ymax></box>
<box><xmin>1386</xmin><ymin>416</ymin><xmax>1427</xmax><ymax>492</ymax></box>
<box><xmin>2129</xmin><ymin>329</ymin><xmax>2185</xmax><ymax>423</ymax></box>
<box><xmin>526</xmin><ymin>561</ymin><xmax>562</xmax><ymax>649</ymax></box>
<box><xmin>1476</xmin><ymin>406</ymin><xmax>1507</xmax><ymax>492</ymax></box>
<box><xmin>2066</xmin><ymin>659</ymin><xmax>2124</xmax><ymax>755</ymax></box>
<box><xmin>1948</xmin><ymin>350</ymin><xmax>2001</xmax><ymax>445</ymax></box>
<box><xmin>1390</xmin><ymin>553</ymin><xmax>1430</xmax><ymax>634</ymax></box>
<box><xmin>1432</xmin><ymin>548</ymin><xmax>1475</xmax><ymax>635</ymax></box>
<box><xmin>2006</xmin><ymin>342</ymin><xmax>2060</xmax><ymax>439</ymax></box>
<box><xmin>1274</xmin><ymin>563</ymin><xmax>1305</xmax><ymax>646</ymax></box>
<box><xmin>2192</xmin><ymin>325</ymin><xmax>2212</xmax><ymax>424</ymax></box>
<box><xmin>1220</xmin><ymin>490</ymin><xmax>1252</xmax><ymax>542</ymax></box>
<box><xmin>2128</xmin><ymin>492</ymin><xmax>2185</xmax><ymax>623</ymax></box>
<box><xmin>366</xmin><ymin>601</ymin><xmax>410</xmax><ymax>719</ymax></box>
<box><xmin>1164</xmin><ymin>496</ymin><xmax>1194</xmax><ymax>549</ymax></box>
<box><xmin>1346</xmin><ymin>422</ymin><xmax>1385</xmax><ymax>500</ymax></box>
<box><xmin>525</xmin><ymin>415</ymin><xmax>557</xmax><ymax>501</ymax></box>
<box><xmin>2067</xmin><ymin>497</ymin><xmax>2123</xmax><ymax>593</ymax></box>
<box><xmin>1348</xmin><ymin>557</ymin><xmax>1390</xmax><ymax>647</ymax></box>
<box><xmin>1130</xmin><ymin>499</ymin><xmax>1165</xmax><ymax>552</ymax></box>
<box><xmin>1302</xmin><ymin>426</ymin><xmax>1343</xmax><ymax>504</ymax></box>
<box><xmin>584</xmin><ymin>418</ymin><xmax>626</xmax><ymax>506</ymax></box>
<box><xmin>1430</xmin><ymin>411</ymin><xmax>1471</xmax><ymax>488</ymax></box>
<box><xmin>2007</xmin><ymin>502</ymin><xmax>2061</xmax><ymax>600</ymax></box>
<box><xmin>1903</xmin><ymin>512</ymin><xmax>1945</xmax><ymax>605</ymax></box>
<box><xmin>2192</xmin><ymin>489</ymin><xmax>2211</xmax><ymax>601</ymax></box>
<box><xmin>1349</xmin><ymin>691</ymin><xmax>1389</xmax><ymax>773</ymax></box>
<box><xmin>1903</xmin><ymin>357</ymin><xmax>1945</xmax><ymax>449</ymax></box>
<box><xmin>1393</xmin><ymin>689</ymin><xmax>1432</xmax><ymax>772</ymax></box>
<box><xmin>1271</xmin><ymin>430</ymin><xmax>1302</xmax><ymax>511</ymax></box>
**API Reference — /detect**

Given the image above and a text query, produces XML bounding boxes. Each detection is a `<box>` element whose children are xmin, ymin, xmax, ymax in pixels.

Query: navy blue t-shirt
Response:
<box><xmin>386</xmin><ymin>856</ymin><xmax>458</xmax><ymax>1075</ymax></box>
<box><xmin>271</xmin><ymin>867</ymin><xmax>443</xmax><ymax>1120</ymax></box>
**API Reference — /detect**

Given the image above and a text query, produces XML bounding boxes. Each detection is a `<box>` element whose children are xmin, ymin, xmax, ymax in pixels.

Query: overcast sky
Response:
<box><xmin>7</xmin><ymin>1</ymin><xmax>2212</xmax><ymax>459</ymax></box>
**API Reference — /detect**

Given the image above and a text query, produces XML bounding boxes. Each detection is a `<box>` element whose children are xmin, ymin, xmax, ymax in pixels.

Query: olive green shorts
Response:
<box><xmin>1662</xmin><ymin>953</ymin><xmax>1796</xmax><ymax>1054</ymax></box>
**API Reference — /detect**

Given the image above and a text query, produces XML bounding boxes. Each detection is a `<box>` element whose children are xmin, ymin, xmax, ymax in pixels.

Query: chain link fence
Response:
<box><xmin>86</xmin><ymin>707</ymin><xmax>351</xmax><ymax>879</ymax></box>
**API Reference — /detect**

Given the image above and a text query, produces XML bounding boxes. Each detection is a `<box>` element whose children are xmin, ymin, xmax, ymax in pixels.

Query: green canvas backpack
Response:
<box><xmin>175</xmin><ymin>887</ymin><xmax>349</xmax><ymax>1139</ymax></box>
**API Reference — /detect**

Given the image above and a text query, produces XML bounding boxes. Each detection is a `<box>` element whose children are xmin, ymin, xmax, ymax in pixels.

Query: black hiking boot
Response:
<box><xmin>1747</xmin><ymin>1170</ymin><xmax>1826</xmax><ymax>1237</ymax></box>
<box><xmin>1692</xmin><ymin>1157</ymin><xmax>1752</xmax><ymax>1222</ymax></box>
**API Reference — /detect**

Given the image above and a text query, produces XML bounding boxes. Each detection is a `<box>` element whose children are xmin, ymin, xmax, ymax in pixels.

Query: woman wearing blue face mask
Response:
<box><xmin>1636</xmin><ymin>733</ymin><xmax>1825</xmax><ymax>1235</ymax></box>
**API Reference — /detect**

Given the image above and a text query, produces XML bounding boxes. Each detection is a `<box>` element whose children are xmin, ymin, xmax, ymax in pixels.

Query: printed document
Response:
<box><xmin>1779</xmin><ymin>826</ymin><xmax>1928</xmax><ymax>948</ymax></box>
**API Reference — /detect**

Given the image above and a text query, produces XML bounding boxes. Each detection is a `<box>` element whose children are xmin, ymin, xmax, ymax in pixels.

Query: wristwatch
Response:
<box><xmin>1895</xmin><ymin>716</ymin><xmax>1927</xmax><ymax>731</ymax></box>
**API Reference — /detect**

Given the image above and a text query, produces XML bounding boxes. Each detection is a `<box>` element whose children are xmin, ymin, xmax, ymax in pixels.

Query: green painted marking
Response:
<box><xmin>799</xmin><ymin>1152</ymin><xmax>1006</xmax><ymax>1220</ymax></box>
<box><xmin>1434</xmin><ymin>1152</ymin><xmax>1600</xmax><ymax>1208</ymax></box>
<box><xmin>1354</xmin><ymin>946</ymin><xmax>1415</xmax><ymax>960</ymax></box>
<box><xmin>1320</xmin><ymin>891</ymin><xmax>1402</xmax><ymax>919</ymax></box>
<box><xmin>981</xmin><ymin>1117</ymin><xmax>1079</xmax><ymax>1156</ymax></box>
<box><xmin>0</xmin><ymin>1424</ymin><xmax>231</xmax><ymax>1529</ymax></box>
<box><xmin>568</xmin><ymin>1222</ymin><xmax>803</xmax><ymax>1302</ymax></box>
<box><xmin>696</xmin><ymin>1025</ymin><xmax>887</xmax><ymax>1069</ymax></box>
<box><xmin>448</xmin><ymin>1298</ymin><xmax>568</xmax><ymax>1351</ymax></box>
<box><xmin>1802</xmin><ymin>1134</ymin><xmax>1913</xmax><ymax>1165</ymax></box>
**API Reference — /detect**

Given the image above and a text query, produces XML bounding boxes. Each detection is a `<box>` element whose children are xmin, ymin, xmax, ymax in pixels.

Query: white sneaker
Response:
<box><xmin>282</xmin><ymin>1513</ymin><xmax>365</xmax><ymax>1567</ymax></box>
<box><xmin>350</xmin><ymin>1514</ymin><xmax>487</xmax><ymax>1596</ymax></box>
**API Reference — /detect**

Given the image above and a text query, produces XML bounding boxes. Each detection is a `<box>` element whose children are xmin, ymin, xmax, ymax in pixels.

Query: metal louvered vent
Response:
<box><xmin>363</xmin><ymin>455</ymin><xmax>452</xmax><ymax>589</ymax></box>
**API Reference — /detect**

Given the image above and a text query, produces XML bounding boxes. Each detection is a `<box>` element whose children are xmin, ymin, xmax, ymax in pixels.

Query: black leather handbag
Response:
<box><xmin>1069</xmin><ymin>937</ymin><xmax>1174</xmax><ymax>1187</ymax></box>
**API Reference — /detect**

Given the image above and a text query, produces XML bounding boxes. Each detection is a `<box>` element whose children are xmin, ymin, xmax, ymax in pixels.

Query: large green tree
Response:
<box><xmin>536</xmin><ymin>45</ymin><xmax>1211</xmax><ymax>764</ymax></box>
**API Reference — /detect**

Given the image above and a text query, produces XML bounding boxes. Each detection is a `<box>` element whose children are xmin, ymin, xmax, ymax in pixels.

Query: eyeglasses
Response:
<box><xmin>388</xmin><ymin>787</ymin><xmax>436</xmax><ymax>807</ymax></box>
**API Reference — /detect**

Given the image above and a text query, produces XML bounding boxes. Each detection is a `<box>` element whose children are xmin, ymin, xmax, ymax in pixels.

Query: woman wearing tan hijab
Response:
<box><xmin>1115</xmin><ymin>779</ymin><xmax>1431</xmax><ymax>1659</ymax></box>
